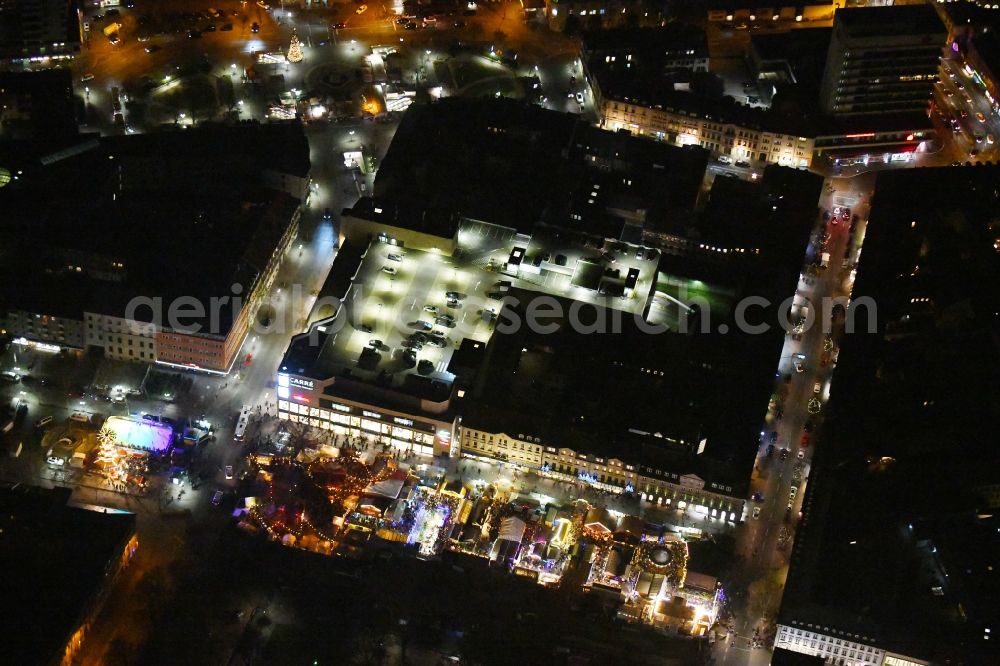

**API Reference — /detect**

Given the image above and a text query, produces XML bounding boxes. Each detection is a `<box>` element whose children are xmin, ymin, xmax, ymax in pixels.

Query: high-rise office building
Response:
<box><xmin>820</xmin><ymin>6</ymin><xmax>946</xmax><ymax>115</ymax></box>
<box><xmin>0</xmin><ymin>0</ymin><xmax>82</xmax><ymax>63</ymax></box>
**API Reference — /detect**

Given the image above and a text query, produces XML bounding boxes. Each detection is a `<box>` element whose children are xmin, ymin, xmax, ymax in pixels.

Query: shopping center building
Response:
<box><xmin>276</xmin><ymin>99</ymin><xmax>820</xmax><ymax>523</ymax></box>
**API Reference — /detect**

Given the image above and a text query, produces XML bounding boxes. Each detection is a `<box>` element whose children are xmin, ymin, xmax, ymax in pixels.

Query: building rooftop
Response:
<box><xmin>0</xmin><ymin>123</ymin><xmax>309</xmax><ymax>332</ymax></box>
<box><xmin>0</xmin><ymin>69</ymin><xmax>79</xmax><ymax>141</ymax></box>
<box><xmin>0</xmin><ymin>484</ymin><xmax>136</xmax><ymax>666</ymax></box>
<box><xmin>458</xmin><ymin>284</ymin><xmax>786</xmax><ymax>496</ymax></box>
<box><xmin>771</xmin><ymin>648</ymin><xmax>825</xmax><ymax>666</ymax></box>
<box><xmin>0</xmin><ymin>0</ymin><xmax>83</xmax><ymax>61</ymax></box>
<box><xmin>750</xmin><ymin>28</ymin><xmax>832</xmax><ymax>88</ymax></box>
<box><xmin>707</xmin><ymin>0</ymin><xmax>831</xmax><ymax>9</ymax></box>
<box><xmin>971</xmin><ymin>30</ymin><xmax>1000</xmax><ymax>79</ymax></box>
<box><xmin>373</xmin><ymin>97</ymin><xmax>579</xmax><ymax>234</ymax></box>
<box><xmin>780</xmin><ymin>166</ymin><xmax>1000</xmax><ymax>663</ymax></box>
<box><xmin>834</xmin><ymin>5</ymin><xmax>946</xmax><ymax>40</ymax></box>
<box><xmin>581</xmin><ymin>25</ymin><xmax>708</xmax><ymax>59</ymax></box>
<box><xmin>371</xmin><ymin>97</ymin><xmax>707</xmax><ymax>238</ymax></box>
<box><xmin>942</xmin><ymin>0</ymin><xmax>1000</xmax><ymax>37</ymax></box>
<box><xmin>587</xmin><ymin>58</ymin><xmax>817</xmax><ymax>138</ymax></box>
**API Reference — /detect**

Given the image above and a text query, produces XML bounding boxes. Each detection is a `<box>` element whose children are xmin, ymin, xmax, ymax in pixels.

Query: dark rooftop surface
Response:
<box><xmin>461</xmin><ymin>280</ymin><xmax>786</xmax><ymax>496</ymax></box>
<box><xmin>0</xmin><ymin>485</ymin><xmax>136</xmax><ymax>666</ymax></box>
<box><xmin>943</xmin><ymin>0</ymin><xmax>1000</xmax><ymax>37</ymax></box>
<box><xmin>692</xmin><ymin>165</ymin><xmax>822</xmax><ymax>264</ymax></box>
<box><xmin>0</xmin><ymin>123</ymin><xmax>309</xmax><ymax>331</ymax></box>
<box><xmin>971</xmin><ymin>30</ymin><xmax>1000</xmax><ymax>77</ymax></box>
<box><xmin>587</xmin><ymin>55</ymin><xmax>817</xmax><ymax>138</ymax></box>
<box><xmin>371</xmin><ymin>97</ymin><xmax>708</xmax><ymax>237</ymax></box>
<box><xmin>750</xmin><ymin>28</ymin><xmax>832</xmax><ymax>88</ymax></box>
<box><xmin>373</xmin><ymin>98</ymin><xmax>578</xmax><ymax>233</ymax></box>
<box><xmin>771</xmin><ymin>648</ymin><xmax>825</xmax><ymax>666</ymax></box>
<box><xmin>0</xmin><ymin>69</ymin><xmax>79</xmax><ymax>141</ymax></box>
<box><xmin>0</xmin><ymin>0</ymin><xmax>82</xmax><ymax>59</ymax></box>
<box><xmin>834</xmin><ymin>5</ymin><xmax>946</xmax><ymax>39</ymax></box>
<box><xmin>581</xmin><ymin>25</ymin><xmax>708</xmax><ymax>58</ymax></box>
<box><xmin>559</xmin><ymin>124</ymin><xmax>709</xmax><ymax>234</ymax></box>
<box><xmin>707</xmin><ymin>0</ymin><xmax>831</xmax><ymax>8</ymax></box>
<box><xmin>780</xmin><ymin>166</ymin><xmax>1000</xmax><ymax>662</ymax></box>
<box><xmin>453</xmin><ymin>166</ymin><xmax>817</xmax><ymax>493</ymax></box>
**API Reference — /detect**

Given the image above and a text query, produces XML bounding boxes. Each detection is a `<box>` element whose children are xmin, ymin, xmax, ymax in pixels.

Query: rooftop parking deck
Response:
<box><xmin>294</xmin><ymin>240</ymin><xmax>499</xmax><ymax>390</ymax></box>
<box><xmin>455</xmin><ymin>220</ymin><xmax>662</xmax><ymax>317</ymax></box>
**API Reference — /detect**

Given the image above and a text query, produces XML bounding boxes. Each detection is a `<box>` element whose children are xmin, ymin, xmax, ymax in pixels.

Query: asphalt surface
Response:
<box><xmin>712</xmin><ymin>170</ymin><xmax>877</xmax><ymax>664</ymax></box>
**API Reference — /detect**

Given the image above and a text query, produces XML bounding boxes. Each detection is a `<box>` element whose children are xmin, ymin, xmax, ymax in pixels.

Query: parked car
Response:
<box><xmin>212</xmin><ymin>490</ymin><xmax>224</xmax><ymax>506</ymax></box>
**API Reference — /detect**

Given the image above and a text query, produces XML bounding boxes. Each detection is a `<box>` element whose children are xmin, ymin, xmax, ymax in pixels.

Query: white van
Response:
<box><xmin>69</xmin><ymin>412</ymin><xmax>90</xmax><ymax>423</ymax></box>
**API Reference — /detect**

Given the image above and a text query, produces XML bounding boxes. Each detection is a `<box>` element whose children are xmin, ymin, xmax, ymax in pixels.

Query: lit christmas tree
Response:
<box><xmin>287</xmin><ymin>29</ymin><xmax>303</xmax><ymax>63</ymax></box>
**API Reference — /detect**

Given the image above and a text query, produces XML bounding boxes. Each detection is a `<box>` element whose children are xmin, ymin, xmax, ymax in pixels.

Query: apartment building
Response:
<box><xmin>0</xmin><ymin>121</ymin><xmax>310</xmax><ymax>374</ymax></box>
<box><xmin>598</xmin><ymin>96</ymin><xmax>815</xmax><ymax>167</ymax></box>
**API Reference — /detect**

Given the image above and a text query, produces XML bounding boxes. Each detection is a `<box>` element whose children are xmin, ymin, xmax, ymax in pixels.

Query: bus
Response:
<box><xmin>233</xmin><ymin>404</ymin><xmax>252</xmax><ymax>442</ymax></box>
